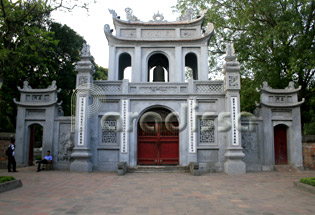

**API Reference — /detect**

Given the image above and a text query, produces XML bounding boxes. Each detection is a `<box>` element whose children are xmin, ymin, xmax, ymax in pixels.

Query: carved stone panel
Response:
<box><xmin>120</xmin><ymin>29</ymin><xmax>136</xmax><ymax>38</ymax></box>
<box><xmin>142</xmin><ymin>29</ymin><xmax>176</xmax><ymax>38</ymax></box>
<box><xmin>196</xmin><ymin>84</ymin><xmax>223</xmax><ymax>93</ymax></box>
<box><xmin>79</xmin><ymin>76</ymin><xmax>88</xmax><ymax>85</ymax></box>
<box><xmin>228</xmin><ymin>75</ymin><xmax>239</xmax><ymax>88</ymax></box>
<box><xmin>180</xmin><ymin>29</ymin><xmax>197</xmax><ymax>38</ymax></box>
<box><xmin>241</xmin><ymin>130</ymin><xmax>259</xmax><ymax>163</ymax></box>
<box><xmin>57</xmin><ymin>123</ymin><xmax>74</xmax><ymax>162</ymax></box>
<box><xmin>138</xmin><ymin>86</ymin><xmax>178</xmax><ymax>94</ymax></box>
<box><xmin>199</xmin><ymin>119</ymin><xmax>215</xmax><ymax>144</ymax></box>
<box><xmin>102</xmin><ymin>120</ymin><xmax>117</xmax><ymax>144</ymax></box>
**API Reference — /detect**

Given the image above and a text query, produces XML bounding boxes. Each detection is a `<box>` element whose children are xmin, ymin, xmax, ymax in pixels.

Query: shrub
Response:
<box><xmin>300</xmin><ymin>177</ymin><xmax>315</xmax><ymax>186</ymax></box>
<box><xmin>0</xmin><ymin>176</ymin><xmax>15</xmax><ymax>183</ymax></box>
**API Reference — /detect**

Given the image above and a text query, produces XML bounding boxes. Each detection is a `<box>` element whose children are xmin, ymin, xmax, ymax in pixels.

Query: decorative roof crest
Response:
<box><xmin>22</xmin><ymin>81</ymin><xmax>32</xmax><ymax>90</ymax></box>
<box><xmin>150</xmin><ymin>11</ymin><xmax>167</xmax><ymax>23</ymax></box>
<box><xmin>178</xmin><ymin>8</ymin><xmax>193</xmax><ymax>21</ymax></box>
<box><xmin>108</xmin><ymin>9</ymin><xmax>117</xmax><ymax>17</ymax></box>
<box><xmin>48</xmin><ymin>80</ymin><xmax>57</xmax><ymax>89</ymax></box>
<box><xmin>125</xmin><ymin>7</ymin><xmax>139</xmax><ymax>22</ymax></box>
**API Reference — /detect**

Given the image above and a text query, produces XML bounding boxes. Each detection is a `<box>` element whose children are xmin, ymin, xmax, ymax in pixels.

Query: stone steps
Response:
<box><xmin>274</xmin><ymin>165</ymin><xmax>300</xmax><ymax>172</ymax></box>
<box><xmin>127</xmin><ymin>165</ymin><xmax>190</xmax><ymax>173</ymax></box>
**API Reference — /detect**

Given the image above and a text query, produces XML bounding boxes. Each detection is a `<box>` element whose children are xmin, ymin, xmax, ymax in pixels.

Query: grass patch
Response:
<box><xmin>0</xmin><ymin>176</ymin><xmax>15</xmax><ymax>183</ymax></box>
<box><xmin>300</xmin><ymin>177</ymin><xmax>315</xmax><ymax>186</ymax></box>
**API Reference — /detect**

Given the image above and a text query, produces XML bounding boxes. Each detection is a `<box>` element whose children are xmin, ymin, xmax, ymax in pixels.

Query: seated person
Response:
<box><xmin>36</xmin><ymin>150</ymin><xmax>53</xmax><ymax>172</ymax></box>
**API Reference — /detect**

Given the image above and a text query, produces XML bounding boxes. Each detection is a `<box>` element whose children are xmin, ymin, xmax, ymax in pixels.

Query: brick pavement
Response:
<box><xmin>0</xmin><ymin>167</ymin><xmax>314</xmax><ymax>215</ymax></box>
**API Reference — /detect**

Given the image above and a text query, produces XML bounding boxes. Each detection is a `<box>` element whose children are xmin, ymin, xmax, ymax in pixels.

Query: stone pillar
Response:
<box><xmin>70</xmin><ymin>44</ymin><xmax>95</xmax><ymax>172</ymax></box>
<box><xmin>108</xmin><ymin>46</ymin><xmax>116</xmax><ymax>81</ymax></box>
<box><xmin>223</xmin><ymin>43</ymin><xmax>246</xmax><ymax>174</ymax></box>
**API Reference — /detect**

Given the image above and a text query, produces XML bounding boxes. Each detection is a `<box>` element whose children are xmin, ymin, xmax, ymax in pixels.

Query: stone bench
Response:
<box><xmin>117</xmin><ymin>162</ymin><xmax>127</xmax><ymax>176</ymax></box>
<box><xmin>43</xmin><ymin>162</ymin><xmax>53</xmax><ymax>170</ymax></box>
<box><xmin>189</xmin><ymin>162</ymin><xmax>200</xmax><ymax>176</ymax></box>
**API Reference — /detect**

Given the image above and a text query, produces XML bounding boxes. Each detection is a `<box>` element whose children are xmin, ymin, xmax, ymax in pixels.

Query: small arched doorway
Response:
<box><xmin>185</xmin><ymin>52</ymin><xmax>198</xmax><ymax>80</ymax></box>
<box><xmin>148</xmin><ymin>53</ymin><xmax>169</xmax><ymax>82</ymax></box>
<box><xmin>274</xmin><ymin>124</ymin><xmax>288</xmax><ymax>165</ymax></box>
<box><xmin>137</xmin><ymin>107</ymin><xmax>179</xmax><ymax>165</ymax></box>
<box><xmin>28</xmin><ymin>124</ymin><xmax>43</xmax><ymax>166</ymax></box>
<box><xmin>118</xmin><ymin>53</ymin><xmax>132</xmax><ymax>80</ymax></box>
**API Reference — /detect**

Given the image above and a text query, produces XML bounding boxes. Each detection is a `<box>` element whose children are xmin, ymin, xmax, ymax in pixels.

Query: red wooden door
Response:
<box><xmin>274</xmin><ymin>125</ymin><xmax>288</xmax><ymax>165</ymax></box>
<box><xmin>138</xmin><ymin>122</ymin><xmax>179</xmax><ymax>165</ymax></box>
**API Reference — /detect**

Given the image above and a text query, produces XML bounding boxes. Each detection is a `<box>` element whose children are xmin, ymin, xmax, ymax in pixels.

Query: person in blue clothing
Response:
<box><xmin>36</xmin><ymin>150</ymin><xmax>53</xmax><ymax>172</ymax></box>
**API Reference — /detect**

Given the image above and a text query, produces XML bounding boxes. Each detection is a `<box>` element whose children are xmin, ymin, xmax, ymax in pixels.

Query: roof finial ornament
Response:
<box><xmin>286</xmin><ymin>81</ymin><xmax>295</xmax><ymax>90</ymax></box>
<box><xmin>108</xmin><ymin>9</ymin><xmax>117</xmax><ymax>18</ymax></box>
<box><xmin>226</xmin><ymin>43</ymin><xmax>235</xmax><ymax>56</ymax></box>
<box><xmin>125</xmin><ymin>7</ymin><xmax>139</xmax><ymax>22</ymax></box>
<box><xmin>22</xmin><ymin>81</ymin><xmax>32</xmax><ymax>90</ymax></box>
<box><xmin>178</xmin><ymin>8</ymin><xmax>193</xmax><ymax>21</ymax></box>
<box><xmin>81</xmin><ymin>43</ymin><xmax>91</xmax><ymax>57</ymax></box>
<box><xmin>150</xmin><ymin>11</ymin><xmax>167</xmax><ymax>23</ymax></box>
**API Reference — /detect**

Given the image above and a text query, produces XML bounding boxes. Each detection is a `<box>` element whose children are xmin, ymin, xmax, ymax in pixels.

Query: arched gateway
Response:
<box><xmin>137</xmin><ymin>107</ymin><xmax>179</xmax><ymax>165</ymax></box>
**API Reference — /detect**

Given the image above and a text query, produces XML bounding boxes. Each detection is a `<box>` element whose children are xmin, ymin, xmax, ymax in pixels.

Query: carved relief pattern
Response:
<box><xmin>180</xmin><ymin>29</ymin><xmax>197</xmax><ymax>38</ymax></box>
<box><xmin>120</xmin><ymin>29</ymin><xmax>136</xmax><ymax>38</ymax></box>
<box><xmin>275</xmin><ymin>96</ymin><xmax>285</xmax><ymax>102</ymax></box>
<box><xmin>100</xmin><ymin>86</ymin><xmax>121</xmax><ymax>93</ymax></box>
<box><xmin>121</xmin><ymin>99</ymin><xmax>128</xmax><ymax>153</ymax></box>
<box><xmin>32</xmin><ymin>95</ymin><xmax>42</xmax><ymax>101</ymax></box>
<box><xmin>200</xmin><ymin>119</ymin><xmax>215</xmax><ymax>143</ymax></box>
<box><xmin>241</xmin><ymin>131</ymin><xmax>258</xmax><ymax>162</ymax></box>
<box><xmin>189</xmin><ymin>98</ymin><xmax>196</xmax><ymax>153</ymax></box>
<box><xmin>57</xmin><ymin>130</ymin><xmax>74</xmax><ymax>162</ymax></box>
<box><xmin>78</xmin><ymin>97</ymin><xmax>86</xmax><ymax>146</ymax></box>
<box><xmin>228</xmin><ymin>75</ymin><xmax>239</xmax><ymax>87</ymax></box>
<box><xmin>138</xmin><ymin>86</ymin><xmax>178</xmax><ymax>94</ymax></box>
<box><xmin>142</xmin><ymin>30</ymin><xmax>176</xmax><ymax>38</ymax></box>
<box><xmin>79</xmin><ymin>76</ymin><xmax>88</xmax><ymax>85</ymax></box>
<box><xmin>231</xmin><ymin>97</ymin><xmax>239</xmax><ymax>146</ymax></box>
<box><xmin>196</xmin><ymin>84</ymin><xmax>223</xmax><ymax>93</ymax></box>
<box><xmin>102</xmin><ymin>120</ymin><xmax>117</xmax><ymax>143</ymax></box>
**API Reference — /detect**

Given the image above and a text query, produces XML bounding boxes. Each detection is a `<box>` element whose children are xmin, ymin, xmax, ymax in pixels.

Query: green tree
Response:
<box><xmin>0</xmin><ymin>0</ymin><xmax>92</xmax><ymax>131</ymax></box>
<box><xmin>175</xmin><ymin>0</ymin><xmax>315</xmax><ymax>132</ymax></box>
<box><xmin>93</xmin><ymin>62</ymin><xmax>108</xmax><ymax>81</ymax></box>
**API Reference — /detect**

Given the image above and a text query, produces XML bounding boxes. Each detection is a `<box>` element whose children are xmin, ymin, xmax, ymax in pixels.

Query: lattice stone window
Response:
<box><xmin>102</xmin><ymin>120</ymin><xmax>117</xmax><ymax>143</ymax></box>
<box><xmin>200</xmin><ymin>119</ymin><xmax>215</xmax><ymax>143</ymax></box>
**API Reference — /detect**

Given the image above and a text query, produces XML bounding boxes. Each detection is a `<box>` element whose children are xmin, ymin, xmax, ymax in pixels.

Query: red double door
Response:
<box><xmin>138</xmin><ymin>122</ymin><xmax>179</xmax><ymax>165</ymax></box>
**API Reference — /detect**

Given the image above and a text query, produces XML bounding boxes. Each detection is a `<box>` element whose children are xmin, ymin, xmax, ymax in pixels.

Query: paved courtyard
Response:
<box><xmin>0</xmin><ymin>167</ymin><xmax>314</xmax><ymax>215</ymax></box>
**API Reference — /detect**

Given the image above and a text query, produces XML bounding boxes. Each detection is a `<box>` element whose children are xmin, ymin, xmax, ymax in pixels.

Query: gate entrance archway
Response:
<box><xmin>274</xmin><ymin>124</ymin><xmax>288</xmax><ymax>165</ymax></box>
<box><xmin>28</xmin><ymin>124</ymin><xmax>43</xmax><ymax>166</ymax></box>
<box><xmin>137</xmin><ymin>107</ymin><xmax>179</xmax><ymax>165</ymax></box>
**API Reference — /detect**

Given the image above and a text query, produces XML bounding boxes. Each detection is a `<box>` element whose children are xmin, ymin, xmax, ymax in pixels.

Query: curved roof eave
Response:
<box><xmin>104</xmin><ymin>28</ymin><xmax>214</xmax><ymax>45</ymax></box>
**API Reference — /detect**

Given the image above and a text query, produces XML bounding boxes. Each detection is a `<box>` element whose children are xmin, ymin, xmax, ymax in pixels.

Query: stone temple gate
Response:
<box><xmin>14</xmin><ymin>8</ymin><xmax>304</xmax><ymax>174</ymax></box>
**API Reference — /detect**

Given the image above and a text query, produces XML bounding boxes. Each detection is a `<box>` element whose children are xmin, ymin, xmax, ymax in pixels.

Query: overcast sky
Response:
<box><xmin>51</xmin><ymin>0</ymin><xmax>179</xmax><ymax>68</ymax></box>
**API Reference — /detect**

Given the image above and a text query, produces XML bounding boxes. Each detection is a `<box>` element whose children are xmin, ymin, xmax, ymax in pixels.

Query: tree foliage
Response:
<box><xmin>0</xmin><ymin>0</ymin><xmax>93</xmax><ymax>132</ymax></box>
<box><xmin>175</xmin><ymin>0</ymin><xmax>315</xmax><ymax>133</ymax></box>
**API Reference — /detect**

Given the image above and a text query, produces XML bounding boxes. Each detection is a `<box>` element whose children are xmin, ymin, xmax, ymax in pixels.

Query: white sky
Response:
<box><xmin>51</xmin><ymin>0</ymin><xmax>179</xmax><ymax>68</ymax></box>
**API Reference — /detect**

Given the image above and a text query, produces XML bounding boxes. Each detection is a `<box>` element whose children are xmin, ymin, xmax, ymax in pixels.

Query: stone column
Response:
<box><xmin>70</xmin><ymin>44</ymin><xmax>95</xmax><ymax>172</ymax></box>
<box><xmin>223</xmin><ymin>44</ymin><xmax>246</xmax><ymax>174</ymax></box>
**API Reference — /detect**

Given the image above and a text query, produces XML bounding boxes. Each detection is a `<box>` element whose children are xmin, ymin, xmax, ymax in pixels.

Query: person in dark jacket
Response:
<box><xmin>7</xmin><ymin>136</ymin><xmax>17</xmax><ymax>172</ymax></box>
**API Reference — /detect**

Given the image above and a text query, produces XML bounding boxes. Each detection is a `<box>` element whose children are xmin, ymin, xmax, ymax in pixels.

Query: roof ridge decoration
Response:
<box><xmin>150</xmin><ymin>11</ymin><xmax>167</xmax><ymax>23</ymax></box>
<box><xmin>256</xmin><ymin>81</ymin><xmax>301</xmax><ymax>94</ymax></box>
<box><xmin>178</xmin><ymin>9</ymin><xmax>193</xmax><ymax>21</ymax></box>
<box><xmin>108</xmin><ymin>9</ymin><xmax>117</xmax><ymax>18</ymax></box>
<box><xmin>125</xmin><ymin>7</ymin><xmax>139</xmax><ymax>22</ymax></box>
